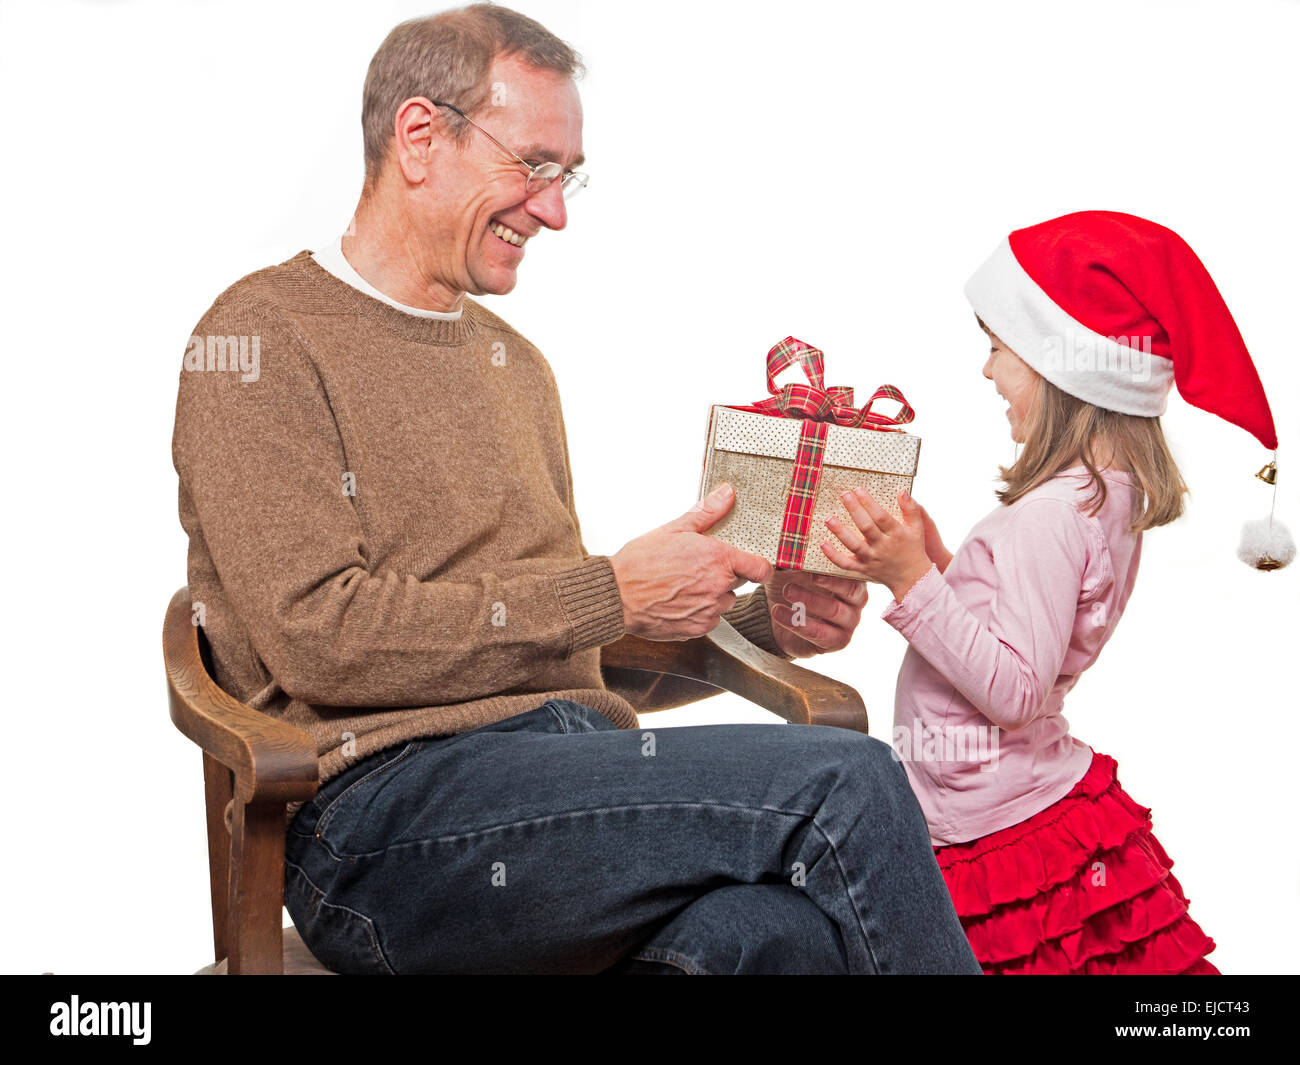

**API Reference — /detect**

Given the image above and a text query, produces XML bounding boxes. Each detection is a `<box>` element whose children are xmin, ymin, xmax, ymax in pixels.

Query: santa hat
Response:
<box><xmin>964</xmin><ymin>209</ymin><xmax>1291</xmax><ymax>570</ymax></box>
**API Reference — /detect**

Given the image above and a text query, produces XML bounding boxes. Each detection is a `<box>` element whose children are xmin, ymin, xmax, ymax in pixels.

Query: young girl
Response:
<box><xmin>821</xmin><ymin>210</ymin><xmax>1281</xmax><ymax>975</ymax></box>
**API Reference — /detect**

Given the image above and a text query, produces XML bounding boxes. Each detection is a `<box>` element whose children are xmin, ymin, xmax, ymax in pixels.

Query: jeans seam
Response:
<box><xmin>313</xmin><ymin>799</ymin><xmax>821</xmax><ymax>860</ymax></box>
<box><xmin>314</xmin><ymin>740</ymin><xmax>423</xmax><ymax>838</ymax></box>
<box><xmin>627</xmin><ymin>947</ymin><xmax>712</xmax><ymax>975</ymax></box>
<box><xmin>813</xmin><ymin>811</ymin><xmax>881</xmax><ymax>974</ymax></box>
<box><xmin>285</xmin><ymin>857</ymin><xmax>398</xmax><ymax>975</ymax></box>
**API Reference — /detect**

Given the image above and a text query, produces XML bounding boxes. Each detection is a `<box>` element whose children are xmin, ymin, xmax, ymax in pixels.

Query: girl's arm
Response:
<box><xmin>881</xmin><ymin>498</ymin><xmax>1103</xmax><ymax>731</ymax></box>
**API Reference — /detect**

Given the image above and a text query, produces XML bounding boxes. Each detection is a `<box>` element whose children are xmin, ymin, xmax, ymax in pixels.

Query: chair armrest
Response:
<box><xmin>600</xmin><ymin>667</ymin><xmax>726</xmax><ymax>715</ymax></box>
<box><xmin>163</xmin><ymin>587</ymin><xmax>317</xmax><ymax>805</ymax></box>
<box><xmin>600</xmin><ymin>618</ymin><xmax>867</xmax><ymax>732</ymax></box>
<box><xmin>164</xmin><ymin>586</ymin><xmax>319</xmax><ymax>974</ymax></box>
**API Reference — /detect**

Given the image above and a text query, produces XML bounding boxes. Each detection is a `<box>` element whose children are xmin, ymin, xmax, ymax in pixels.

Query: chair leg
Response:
<box><xmin>227</xmin><ymin>799</ymin><xmax>286</xmax><ymax>975</ymax></box>
<box><xmin>201</xmin><ymin>752</ymin><xmax>232</xmax><ymax>966</ymax></box>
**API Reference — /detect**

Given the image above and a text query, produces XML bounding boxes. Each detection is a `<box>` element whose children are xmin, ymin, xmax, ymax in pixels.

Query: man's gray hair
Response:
<box><xmin>361</xmin><ymin>3</ymin><xmax>584</xmax><ymax>191</ymax></box>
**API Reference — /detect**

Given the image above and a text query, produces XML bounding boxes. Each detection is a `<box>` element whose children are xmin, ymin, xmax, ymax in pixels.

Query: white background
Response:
<box><xmin>2</xmin><ymin>0</ymin><xmax>1296</xmax><ymax>975</ymax></box>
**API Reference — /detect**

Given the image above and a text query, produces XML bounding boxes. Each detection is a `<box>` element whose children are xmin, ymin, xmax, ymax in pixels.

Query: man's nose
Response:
<box><xmin>526</xmin><ymin>179</ymin><xmax>568</xmax><ymax>231</ymax></box>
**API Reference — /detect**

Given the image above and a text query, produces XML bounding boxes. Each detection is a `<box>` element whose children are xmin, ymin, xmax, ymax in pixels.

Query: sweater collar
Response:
<box><xmin>311</xmin><ymin>235</ymin><xmax>464</xmax><ymax>321</ymax></box>
<box><xmin>292</xmin><ymin>250</ymin><xmax>481</xmax><ymax>346</ymax></box>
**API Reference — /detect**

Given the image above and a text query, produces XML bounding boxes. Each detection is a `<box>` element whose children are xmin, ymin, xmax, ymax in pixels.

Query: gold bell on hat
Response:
<box><xmin>1239</xmin><ymin>455</ymin><xmax>1294</xmax><ymax>570</ymax></box>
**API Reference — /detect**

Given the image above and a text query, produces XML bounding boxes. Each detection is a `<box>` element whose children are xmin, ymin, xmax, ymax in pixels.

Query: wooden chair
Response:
<box><xmin>164</xmin><ymin>585</ymin><xmax>868</xmax><ymax>974</ymax></box>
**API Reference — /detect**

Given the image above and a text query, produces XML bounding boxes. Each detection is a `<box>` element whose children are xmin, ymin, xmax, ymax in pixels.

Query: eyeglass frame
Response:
<box><xmin>428</xmin><ymin>99</ymin><xmax>588</xmax><ymax>199</ymax></box>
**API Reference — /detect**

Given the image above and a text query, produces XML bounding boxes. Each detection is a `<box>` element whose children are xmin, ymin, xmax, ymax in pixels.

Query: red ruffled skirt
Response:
<box><xmin>933</xmin><ymin>748</ymin><xmax>1220</xmax><ymax>975</ymax></box>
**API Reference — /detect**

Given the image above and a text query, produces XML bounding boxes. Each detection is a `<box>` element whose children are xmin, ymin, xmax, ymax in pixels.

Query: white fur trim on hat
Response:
<box><xmin>964</xmin><ymin>238</ymin><xmax>1174</xmax><ymax>417</ymax></box>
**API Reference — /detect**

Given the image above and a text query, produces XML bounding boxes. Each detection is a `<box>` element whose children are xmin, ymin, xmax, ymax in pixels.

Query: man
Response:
<box><xmin>172</xmin><ymin>3</ymin><xmax>980</xmax><ymax>974</ymax></box>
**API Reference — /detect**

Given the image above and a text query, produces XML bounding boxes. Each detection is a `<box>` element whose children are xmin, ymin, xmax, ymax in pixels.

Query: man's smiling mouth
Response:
<box><xmin>490</xmin><ymin>221</ymin><xmax>528</xmax><ymax>247</ymax></box>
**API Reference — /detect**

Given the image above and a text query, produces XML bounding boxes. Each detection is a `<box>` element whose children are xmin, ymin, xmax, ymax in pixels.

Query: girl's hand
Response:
<box><xmin>913</xmin><ymin>498</ymin><xmax>954</xmax><ymax>574</ymax></box>
<box><xmin>822</xmin><ymin>488</ymin><xmax>935</xmax><ymax>603</ymax></box>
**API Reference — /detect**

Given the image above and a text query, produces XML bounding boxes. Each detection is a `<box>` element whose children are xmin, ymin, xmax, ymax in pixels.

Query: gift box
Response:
<box><xmin>698</xmin><ymin>337</ymin><xmax>921</xmax><ymax>581</ymax></box>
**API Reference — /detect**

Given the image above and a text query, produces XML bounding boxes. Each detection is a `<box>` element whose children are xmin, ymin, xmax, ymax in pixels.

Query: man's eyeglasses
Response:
<box><xmin>430</xmin><ymin>100</ymin><xmax>588</xmax><ymax>201</ymax></box>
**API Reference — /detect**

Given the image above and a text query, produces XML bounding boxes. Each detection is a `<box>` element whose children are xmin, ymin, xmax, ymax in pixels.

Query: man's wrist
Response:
<box><xmin>731</xmin><ymin>584</ymin><xmax>794</xmax><ymax>659</ymax></box>
<box><xmin>557</xmin><ymin>556</ymin><xmax>628</xmax><ymax>653</ymax></box>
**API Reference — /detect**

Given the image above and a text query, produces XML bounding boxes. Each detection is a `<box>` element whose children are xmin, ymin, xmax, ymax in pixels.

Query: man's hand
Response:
<box><xmin>764</xmin><ymin>570</ymin><xmax>869</xmax><ymax>658</ymax></box>
<box><xmin>610</xmin><ymin>483</ymin><xmax>774</xmax><ymax>641</ymax></box>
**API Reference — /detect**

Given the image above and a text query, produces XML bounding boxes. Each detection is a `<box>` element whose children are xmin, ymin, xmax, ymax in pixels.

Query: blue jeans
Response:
<box><xmin>284</xmin><ymin>699</ymin><xmax>981</xmax><ymax>975</ymax></box>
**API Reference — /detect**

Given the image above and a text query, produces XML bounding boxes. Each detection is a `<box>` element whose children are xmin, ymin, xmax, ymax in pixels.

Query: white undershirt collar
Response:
<box><xmin>311</xmin><ymin>235</ymin><xmax>464</xmax><ymax>320</ymax></box>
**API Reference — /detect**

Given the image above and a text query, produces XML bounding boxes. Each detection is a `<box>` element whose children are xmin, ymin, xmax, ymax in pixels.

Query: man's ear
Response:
<box><xmin>393</xmin><ymin>96</ymin><xmax>439</xmax><ymax>183</ymax></box>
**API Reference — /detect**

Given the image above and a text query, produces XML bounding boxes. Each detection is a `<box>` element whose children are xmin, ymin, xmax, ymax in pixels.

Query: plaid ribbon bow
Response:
<box><xmin>750</xmin><ymin>337</ymin><xmax>916</xmax><ymax>430</ymax></box>
<box><xmin>731</xmin><ymin>337</ymin><xmax>915</xmax><ymax>570</ymax></box>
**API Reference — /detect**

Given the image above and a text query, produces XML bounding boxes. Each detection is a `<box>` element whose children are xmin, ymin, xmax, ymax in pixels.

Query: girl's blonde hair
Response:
<box><xmin>980</xmin><ymin>319</ymin><xmax>1188</xmax><ymax>533</ymax></box>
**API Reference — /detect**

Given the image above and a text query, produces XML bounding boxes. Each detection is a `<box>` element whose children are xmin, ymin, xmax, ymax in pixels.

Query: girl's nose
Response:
<box><xmin>981</xmin><ymin>354</ymin><xmax>994</xmax><ymax>380</ymax></box>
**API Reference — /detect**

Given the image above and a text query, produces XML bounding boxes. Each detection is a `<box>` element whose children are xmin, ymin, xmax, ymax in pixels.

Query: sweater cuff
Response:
<box><xmin>880</xmin><ymin>563</ymin><xmax>945</xmax><ymax>628</ymax></box>
<box><xmin>725</xmin><ymin>584</ymin><xmax>794</xmax><ymax>660</ymax></box>
<box><xmin>556</xmin><ymin>556</ymin><xmax>627</xmax><ymax>656</ymax></box>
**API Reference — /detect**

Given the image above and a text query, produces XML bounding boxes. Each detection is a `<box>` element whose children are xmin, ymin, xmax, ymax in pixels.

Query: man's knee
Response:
<box><xmin>781</xmin><ymin>725</ymin><xmax>911</xmax><ymax>794</ymax></box>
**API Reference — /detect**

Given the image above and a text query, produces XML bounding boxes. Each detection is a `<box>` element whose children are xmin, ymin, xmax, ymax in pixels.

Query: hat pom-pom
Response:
<box><xmin>1238</xmin><ymin>516</ymin><xmax>1295</xmax><ymax>571</ymax></box>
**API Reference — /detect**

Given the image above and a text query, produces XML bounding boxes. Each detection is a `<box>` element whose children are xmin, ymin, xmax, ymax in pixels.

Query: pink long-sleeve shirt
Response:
<box><xmin>881</xmin><ymin>465</ymin><xmax>1141</xmax><ymax>846</ymax></box>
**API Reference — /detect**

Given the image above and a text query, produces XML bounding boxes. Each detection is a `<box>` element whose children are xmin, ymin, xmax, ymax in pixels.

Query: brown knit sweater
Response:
<box><xmin>171</xmin><ymin>251</ymin><xmax>787</xmax><ymax>821</ymax></box>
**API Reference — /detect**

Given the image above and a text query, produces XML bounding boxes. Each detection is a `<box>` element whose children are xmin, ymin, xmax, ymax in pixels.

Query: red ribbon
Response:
<box><xmin>731</xmin><ymin>337</ymin><xmax>916</xmax><ymax>430</ymax></box>
<box><xmin>726</xmin><ymin>338</ymin><xmax>915</xmax><ymax>571</ymax></box>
